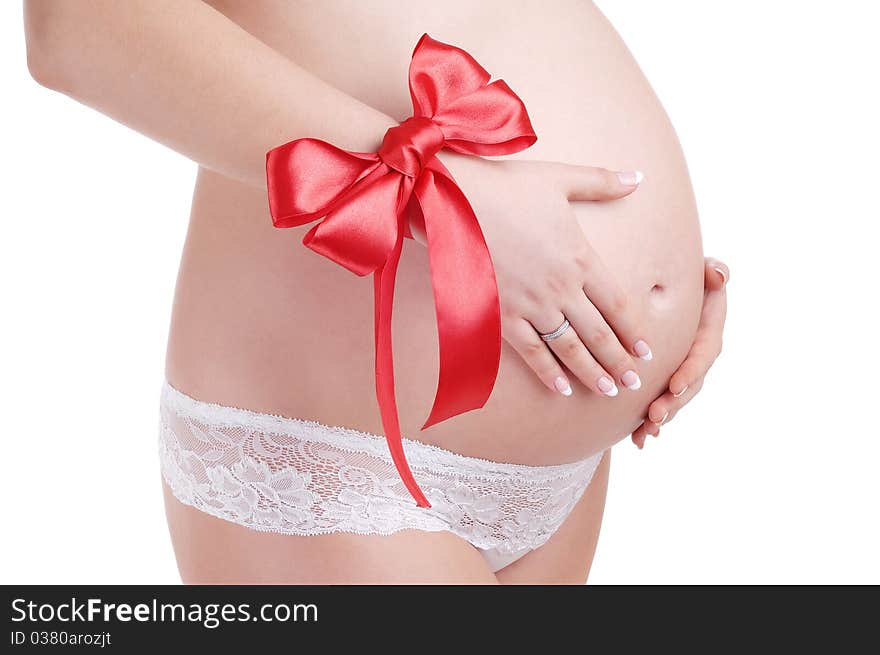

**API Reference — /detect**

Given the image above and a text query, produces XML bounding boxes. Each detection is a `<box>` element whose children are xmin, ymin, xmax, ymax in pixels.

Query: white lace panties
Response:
<box><xmin>158</xmin><ymin>382</ymin><xmax>604</xmax><ymax>572</ymax></box>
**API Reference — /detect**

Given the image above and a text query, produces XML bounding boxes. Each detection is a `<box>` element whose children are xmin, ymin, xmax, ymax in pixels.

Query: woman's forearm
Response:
<box><xmin>23</xmin><ymin>0</ymin><xmax>397</xmax><ymax>189</ymax></box>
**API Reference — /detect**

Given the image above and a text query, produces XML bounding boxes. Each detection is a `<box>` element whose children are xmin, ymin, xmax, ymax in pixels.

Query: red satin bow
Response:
<box><xmin>266</xmin><ymin>34</ymin><xmax>536</xmax><ymax>507</ymax></box>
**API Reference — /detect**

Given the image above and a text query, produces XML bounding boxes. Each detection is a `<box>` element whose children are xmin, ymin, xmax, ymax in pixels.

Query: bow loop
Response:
<box><xmin>267</xmin><ymin>138</ymin><xmax>381</xmax><ymax>227</ymax></box>
<box><xmin>408</xmin><ymin>34</ymin><xmax>491</xmax><ymax>119</ymax></box>
<box><xmin>433</xmin><ymin>80</ymin><xmax>537</xmax><ymax>156</ymax></box>
<box><xmin>266</xmin><ymin>33</ymin><xmax>537</xmax><ymax>508</ymax></box>
<box><xmin>407</xmin><ymin>35</ymin><xmax>537</xmax><ymax>156</ymax></box>
<box><xmin>304</xmin><ymin>169</ymin><xmax>410</xmax><ymax>276</ymax></box>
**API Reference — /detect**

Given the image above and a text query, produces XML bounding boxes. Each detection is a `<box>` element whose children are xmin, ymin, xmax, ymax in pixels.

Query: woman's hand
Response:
<box><xmin>436</xmin><ymin>152</ymin><xmax>653</xmax><ymax>398</ymax></box>
<box><xmin>631</xmin><ymin>258</ymin><xmax>729</xmax><ymax>448</ymax></box>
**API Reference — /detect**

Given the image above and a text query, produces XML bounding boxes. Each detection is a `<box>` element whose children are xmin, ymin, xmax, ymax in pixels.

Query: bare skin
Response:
<box><xmin>26</xmin><ymin>1</ymin><xmax>723</xmax><ymax>583</ymax></box>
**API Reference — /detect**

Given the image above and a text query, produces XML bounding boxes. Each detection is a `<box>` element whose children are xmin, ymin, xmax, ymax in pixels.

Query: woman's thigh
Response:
<box><xmin>162</xmin><ymin>482</ymin><xmax>498</xmax><ymax>584</ymax></box>
<box><xmin>495</xmin><ymin>450</ymin><xmax>611</xmax><ymax>585</ymax></box>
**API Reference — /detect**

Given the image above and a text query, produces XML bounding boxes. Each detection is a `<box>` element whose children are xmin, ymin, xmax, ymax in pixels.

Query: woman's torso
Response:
<box><xmin>165</xmin><ymin>0</ymin><xmax>704</xmax><ymax>465</ymax></box>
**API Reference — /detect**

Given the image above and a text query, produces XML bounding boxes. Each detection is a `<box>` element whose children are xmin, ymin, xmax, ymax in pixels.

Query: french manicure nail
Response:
<box><xmin>634</xmin><ymin>340</ymin><xmax>653</xmax><ymax>361</ymax></box>
<box><xmin>598</xmin><ymin>376</ymin><xmax>619</xmax><ymax>397</ymax></box>
<box><xmin>554</xmin><ymin>376</ymin><xmax>572</xmax><ymax>396</ymax></box>
<box><xmin>714</xmin><ymin>267</ymin><xmax>728</xmax><ymax>285</ymax></box>
<box><xmin>616</xmin><ymin>170</ymin><xmax>644</xmax><ymax>186</ymax></box>
<box><xmin>673</xmin><ymin>385</ymin><xmax>689</xmax><ymax>398</ymax></box>
<box><xmin>653</xmin><ymin>410</ymin><xmax>669</xmax><ymax>426</ymax></box>
<box><xmin>621</xmin><ymin>370</ymin><xmax>641</xmax><ymax>390</ymax></box>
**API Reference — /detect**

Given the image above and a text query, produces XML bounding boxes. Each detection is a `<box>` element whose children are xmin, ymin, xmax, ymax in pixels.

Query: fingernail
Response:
<box><xmin>598</xmin><ymin>376</ymin><xmax>619</xmax><ymax>397</ymax></box>
<box><xmin>713</xmin><ymin>267</ymin><xmax>728</xmax><ymax>285</ymax></box>
<box><xmin>621</xmin><ymin>370</ymin><xmax>641</xmax><ymax>390</ymax></box>
<box><xmin>554</xmin><ymin>376</ymin><xmax>572</xmax><ymax>396</ymax></box>
<box><xmin>673</xmin><ymin>385</ymin><xmax>689</xmax><ymax>398</ymax></box>
<box><xmin>652</xmin><ymin>410</ymin><xmax>669</xmax><ymax>426</ymax></box>
<box><xmin>616</xmin><ymin>170</ymin><xmax>644</xmax><ymax>186</ymax></box>
<box><xmin>634</xmin><ymin>340</ymin><xmax>653</xmax><ymax>361</ymax></box>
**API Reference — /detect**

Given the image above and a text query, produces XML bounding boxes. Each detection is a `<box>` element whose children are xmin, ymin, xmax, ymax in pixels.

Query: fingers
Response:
<box><xmin>667</xmin><ymin>275</ymin><xmax>728</xmax><ymax>396</ymax></box>
<box><xmin>630</xmin><ymin>379</ymin><xmax>702</xmax><ymax>450</ymax></box>
<box><xmin>528</xmin><ymin>313</ymin><xmax>619</xmax><ymax>397</ymax></box>
<box><xmin>554</xmin><ymin>163</ymin><xmax>644</xmax><ymax>202</ymax></box>
<box><xmin>563</xmin><ymin>294</ymin><xmax>643</xmax><ymax>392</ymax></box>
<box><xmin>646</xmin><ymin>377</ymin><xmax>704</xmax><ymax>427</ymax></box>
<box><xmin>668</xmin><ymin>322</ymin><xmax>721</xmax><ymax>395</ymax></box>
<box><xmin>632</xmin><ymin>258</ymin><xmax>729</xmax><ymax>450</ymax></box>
<box><xmin>576</xmin><ymin>242</ymin><xmax>651</xmax><ymax>359</ymax></box>
<box><xmin>668</xmin><ymin>338</ymin><xmax>716</xmax><ymax>398</ymax></box>
<box><xmin>504</xmin><ymin>318</ymin><xmax>573</xmax><ymax>397</ymax></box>
<box><xmin>630</xmin><ymin>420</ymin><xmax>659</xmax><ymax>449</ymax></box>
<box><xmin>631</xmin><ymin>427</ymin><xmax>647</xmax><ymax>449</ymax></box>
<box><xmin>704</xmin><ymin>257</ymin><xmax>730</xmax><ymax>292</ymax></box>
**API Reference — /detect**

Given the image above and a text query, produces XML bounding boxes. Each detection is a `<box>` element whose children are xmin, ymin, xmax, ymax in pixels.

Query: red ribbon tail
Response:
<box><xmin>373</xmin><ymin>215</ymin><xmax>431</xmax><ymax>508</ymax></box>
<box><xmin>416</xmin><ymin>163</ymin><xmax>502</xmax><ymax>429</ymax></box>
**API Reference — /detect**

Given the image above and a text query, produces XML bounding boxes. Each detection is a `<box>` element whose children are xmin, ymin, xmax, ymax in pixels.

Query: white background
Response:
<box><xmin>2</xmin><ymin>1</ymin><xmax>878</xmax><ymax>584</ymax></box>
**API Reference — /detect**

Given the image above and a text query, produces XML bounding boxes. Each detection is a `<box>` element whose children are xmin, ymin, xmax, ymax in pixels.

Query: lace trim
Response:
<box><xmin>158</xmin><ymin>382</ymin><xmax>603</xmax><ymax>554</ymax></box>
<box><xmin>161</xmin><ymin>383</ymin><xmax>598</xmax><ymax>483</ymax></box>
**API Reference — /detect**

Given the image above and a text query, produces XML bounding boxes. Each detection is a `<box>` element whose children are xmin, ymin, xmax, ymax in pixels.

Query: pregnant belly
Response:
<box><xmin>166</xmin><ymin>1</ymin><xmax>704</xmax><ymax>464</ymax></box>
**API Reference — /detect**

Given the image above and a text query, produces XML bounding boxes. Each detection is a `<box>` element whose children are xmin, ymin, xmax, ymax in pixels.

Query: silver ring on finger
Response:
<box><xmin>539</xmin><ymin>317</ymin><xmax>571</xmax><ymax>342</ymax></box>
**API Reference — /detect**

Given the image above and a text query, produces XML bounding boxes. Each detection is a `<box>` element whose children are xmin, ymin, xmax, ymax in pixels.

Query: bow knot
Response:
<box><xmin>266</xmin><ymin>34</ymin><xmax>537</xmax><ymax>508</ymax></box>
<box><xmin>378</xmin><ymin>117</ymin><xmax>445</xmax><ymax>177</ymax></box>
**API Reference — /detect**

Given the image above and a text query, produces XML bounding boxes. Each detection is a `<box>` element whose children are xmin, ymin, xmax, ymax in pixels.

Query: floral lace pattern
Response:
<box><xmin>158</xmin><ymin>382</ymin><xmax>603</xmax><ymax>559</ymax></box>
